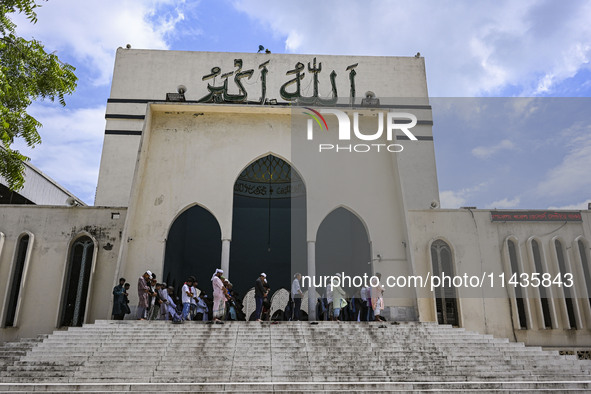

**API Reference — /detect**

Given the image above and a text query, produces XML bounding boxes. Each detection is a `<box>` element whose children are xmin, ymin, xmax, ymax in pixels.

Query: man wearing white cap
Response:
<box><xmin>136</xmin><ymin>270</ymin><xmax>151</xmax><ymax>320</ymax></box>
<box><xmin>211</xmin><ymin>269</ymin><xmax>225</xmax><ymax>323</ymax></box>
<box><xmin>254</xmin><ymin>273</ymin><xmax>267</xmax><ymax>321</ymax></box>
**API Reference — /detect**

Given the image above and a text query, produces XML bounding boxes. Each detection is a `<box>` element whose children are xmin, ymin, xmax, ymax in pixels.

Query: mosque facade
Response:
<box><xmin>0</xmin><ymin>49</ymin><xmax>590</xmax><ymax>355</ymax></box>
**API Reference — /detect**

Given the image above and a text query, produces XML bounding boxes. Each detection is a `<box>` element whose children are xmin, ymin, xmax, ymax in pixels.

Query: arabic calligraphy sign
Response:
<box><xmin>193</xmin><ymin>57</ymin><xmax>359</xmax><ymax>105</ymax></box>
<box><xmin>490</xmin><ymin>210</ymin><xmax>582</xmax><ymax>222</ymax></box>
<box><xmin>233</xmin><ymin>180</ymin><xmax>306</xmax><ymax>199</ymax></box>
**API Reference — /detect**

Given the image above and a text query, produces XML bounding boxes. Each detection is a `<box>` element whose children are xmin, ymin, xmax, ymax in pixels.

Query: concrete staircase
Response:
<box><xmin>0</xmin><ymin>335</ymin><xmax>46</xmax><ymax>375</ymax></box>
<box><xmin>0</xmin><ymin>320</ymin><xmax>590</xmax><ymax>392</ymax></box>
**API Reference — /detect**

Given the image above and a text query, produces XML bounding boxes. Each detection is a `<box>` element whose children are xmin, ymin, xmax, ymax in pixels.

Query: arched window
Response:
<box><xmin>555</xmin><ymin>239</ymin><xmax>576</xmax><ymax>329</ymax></box>
<box><xmin>430</xmin><ymin>239</ymin><xmax>459</xmax><ymax>326</ymax></box>
<box><xmin>60</xmin><ymin>236</ymin><xmax>95</xmax><ymax>327</ymax></box>
<box><xmin>0</xmin><ymin>232</ymin><xmax>5</xmax><ymax>264</ymax></box>
<box><xmin>577</xmin><ymin>239</ymin><xmax>591</xmax><ymax>310</ymax></box>
<box><xmin>4</xmin><ymin>233</ymin><xmax>32</xmax><ymax>327</ymax></box>
<box><xmin>531</xmin><ymin>239</ymin><xmax>552</xmax><ymax>328</ymax></box>
<box><xmin>0</xmin><ymin>232</ymin><xmax>5</xmax><ymax>258</ymax></box>
<box><xmin>507</xmin><ymin>239</ymin><xmax>527</xmax><ymax>329</ymax></box>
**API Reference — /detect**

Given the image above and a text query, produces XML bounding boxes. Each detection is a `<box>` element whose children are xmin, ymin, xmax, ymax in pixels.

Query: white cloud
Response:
<box><xmin>533</xmin><ymin>41</ymin><xmax>591</xmax><ymax>95</ymax></box>
<box><xmin>439</xmin><ymin>182</ymin><xmax>489</xmax><ymax>208</ymax></box>
<box><xmin>487</xmin><ymin>197</ymin><xmax>520</xmax><ymax>209</ymax></box>
<box><xmin>5</xmin><ymin>0</ymin><xmax>590</xmax><ymax>210</ymax></box>
<box><xmin>536</xmin><ymin>129</ymin><xmax>591</xmax><ymax>200</ymax></box>
<box><xmin>232</xmin><ymin>0</ymin><xmax>591</xmax><ymax>96</ymax></box>
<box><xmin>13</xmin><ymin>0</ymin><xmax>187</xmax><ymax>86</ymax></box>
<box><xmin>471</xmin><ymin>139</ymin><xmax>515</xmax><ymax>159</ymax></box>
<box><xmin>285</xmin><ymin>30</ymin><xmax>303</xmax><ymax>52</ymax></box>
<box><xmin>7</xmin><ymin>0</ymin><xmax>190</xmax><ymax>204</ymax></box>
<box><xmin>12</xmin><ymin>104</ymin><xmax>106</xmax><ymax>205</ymax></box>
<box><xmin>439</xmin><ymin>190</ymin><xmax>467</xmax><ymax>209</ymax></box>
<box><xmin>510</xmin><ymin>98</ymin><xmax>539</xmax><ymax>119</ymax></box>
<box><xmin>548</xmin><ymin>200</ymin><xmax>591</xmax><ymax>210</ymax></box>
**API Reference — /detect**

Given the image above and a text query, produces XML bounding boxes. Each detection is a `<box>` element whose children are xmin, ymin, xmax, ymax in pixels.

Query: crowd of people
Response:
<box><xmin>111</xmin><ymin>269</ymin><xmax>387</xmax><ymax>323</ymax></box>
<box><xmin>111</xmin><ymin>269</ymin><xmax>247</xmax><ymax>323</ymax></box>
<box><xmin>318</xmin><ymin>272</ymin><xmax>387</xmax><ymax>322</ymax></box>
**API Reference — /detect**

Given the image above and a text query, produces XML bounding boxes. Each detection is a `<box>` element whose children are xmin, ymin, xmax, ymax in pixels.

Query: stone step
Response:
<box><xmin>5</xmin><ymin>365</ymin><xmax>79</xmax><ymax>372</ymax></box>
<box><xmin>49</xmin><ymin>328</ymin><xmax>482</xmax><ymax>333</ymax></box>
<box><xmin>45</xmin><ymin>336</ymin><xmax>514</xmax><ymax>342</ymax></box>
<box><xmin>2</xmin><ymin>320</ymin><xmax>590</xmax><ymax>389</ymax></box>
<box><xmin>20</xmin><ymin>350</ymin><xmax>557</xmax><ymax>360</ymax></box>
<box><xmin>31</xmin><ymin>339</ymin><xmax>525</xmax><ymax>347</ymax></box>
<box><xmin>4</xmin><ymin>367</ymin><xmax>586</xmax><ymax>379</ymax></box>
<box><xmin>44</xmin><ymin>334</ymin><xmax>487</xmax><ymax>339</ymax></box>
<box><xmin>18</xmin><ymin>351</ymin><xmax>582</xmax><ymax>362</ymax></box>
<box><xmin>1</xmin><ymin>381</ymin><xmax>591</xmax><ymax>392</ymax></box>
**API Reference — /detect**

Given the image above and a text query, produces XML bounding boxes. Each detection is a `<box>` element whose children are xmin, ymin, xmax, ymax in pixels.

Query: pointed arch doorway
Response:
<box><xmin>316</xmin><ymin>207</ymin><xmax>371</xmax><ymax>290</ymax></box>
<box><xmin>163</xmin><ymin>205</ymin><xmax>222</xmax><ymax>292</ymax></box>
<box><xmin>230</xmin><ymin>155</ymin><xmax>307</xmax><ymax>298</ymax></box>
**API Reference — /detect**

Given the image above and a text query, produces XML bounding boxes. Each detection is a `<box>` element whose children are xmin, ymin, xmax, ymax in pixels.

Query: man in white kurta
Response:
<box><xmin>371</xmin><ymin>272</ymin><xmax>384</xmax><ymax>321</ymax></box>
<box><xmin>211</xmin><ymin>269</ymin><xmax>225</xmax><ymax>322</ymax></box>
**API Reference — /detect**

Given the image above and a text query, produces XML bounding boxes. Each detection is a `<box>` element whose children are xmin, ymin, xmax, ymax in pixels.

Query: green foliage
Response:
<box><xmin>0</xmin><ymin>0</ymin><xmax>77</xmax><ymax>191</ymax></box>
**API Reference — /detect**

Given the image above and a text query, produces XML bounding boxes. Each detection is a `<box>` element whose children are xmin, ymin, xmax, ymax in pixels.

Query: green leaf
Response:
<box><xmin>1</xmin><ymin>0</ymin><xmax>77</xmax><ymax>191</ymax></box>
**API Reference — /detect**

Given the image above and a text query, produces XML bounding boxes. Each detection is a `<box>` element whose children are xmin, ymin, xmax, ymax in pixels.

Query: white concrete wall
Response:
<box><xmin>0</xmin><ymin>206</ymin><xmax>126</xmax><ymax>341</ymax></box>
<box><xmin>108</xmin><ymin>49</ymin><xmax>429</xmax><ymax>102</ymax></box>
<box><xmin>98</xmin><ymin>50</ymin><xmax>435</xmax><ymax>314</ymax></box>
<box><xmin>408</xmin><ymin>209</ymin><xmax>591</xmax><ymax>347</ymax></box>
<box><xmin>96</xmin><ymin>49</ymin><xmax>431</xmax><ymax>206</ymax></box>
<box><xmin>292</xmin><ymin>111</ymin><xmax>417</xmax><ymax>303</ymax></box>
<box><xmin>116</xmin><ymin>102</ymin><xmax>428</xmax><ymax>308</ymax></box>
<box><xmin>95</xmin><ymin>134</ymin><xmax>141</xmax><ymax>207</ymax></box>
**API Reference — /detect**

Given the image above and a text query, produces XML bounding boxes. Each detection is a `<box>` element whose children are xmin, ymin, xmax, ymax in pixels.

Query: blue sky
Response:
<box><xmin>9</xmin><ymin>0</ymin><xmax>591</xmax><ymax>208</ymax></box>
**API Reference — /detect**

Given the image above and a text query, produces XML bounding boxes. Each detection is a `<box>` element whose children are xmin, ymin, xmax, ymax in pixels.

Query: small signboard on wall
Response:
<box><xmin>490</xmin><ymin>210</ymin><xmax>582</xmax><ymax>222</ymax></box>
